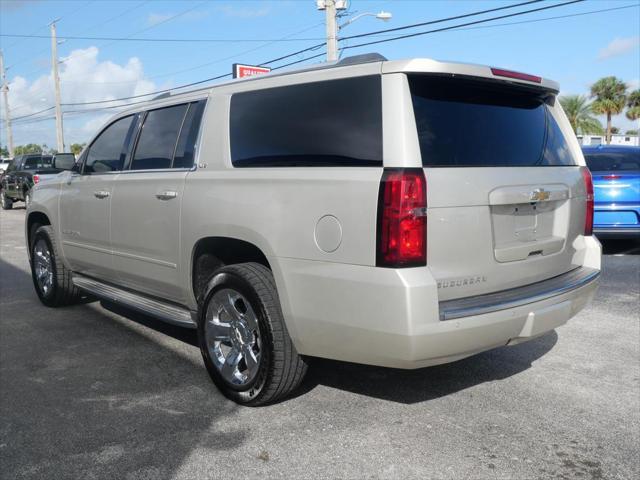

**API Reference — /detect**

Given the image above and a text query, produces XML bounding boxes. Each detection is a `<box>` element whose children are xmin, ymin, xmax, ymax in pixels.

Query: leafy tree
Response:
<box><xmin>610</xmin><ymin>126</ymin><xmax>620</xmax><ymax>134</ymax></box>
<box><xmin>625</xmin><ymin>129</ymin><xmax>638</xmax><ymax>135</ymax></box>
<box><xmin>70</xmin><ymin>143</ymin><xmax>86</xmax><ymax>156</ymax></box>
<box><xmin>0</xmin><ymin>145</ymin><xmax>9</xmax><ymax>157</ymax></box>
<box><xmin>559</xmin><ymin>95</ymin><xmax>603</xmax><ymax>135</ymax></box>
<box><xmin>626</xmin><ymin>89</ymin><xmax>640</xmax><ymax>121</ymax></box>
<box><xmin>590</xmin><ymin>76</ymin><xmax>628</xmax><ymax>144</ymax></box>
<box><xmin>13</xmin><ymin>144</ymin><xmax>43</xmax><ymax>155</ymax></box>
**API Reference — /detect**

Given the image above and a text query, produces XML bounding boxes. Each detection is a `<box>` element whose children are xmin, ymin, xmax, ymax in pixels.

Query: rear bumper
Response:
<box><xmin>273</xmin><ymin>238</ymin><xmax>602</xmax><ymax>369</ymax></box>
<box><xmin>594</xmin><ymin>227</ymin><xmax>640</xmax><ymax>239</ymax></box>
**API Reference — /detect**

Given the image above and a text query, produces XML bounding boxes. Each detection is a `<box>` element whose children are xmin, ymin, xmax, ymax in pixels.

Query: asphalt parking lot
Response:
<box><xmin>1</xmin><ymin>206</ymin><xmax>638</xmax><ymax>480</ymax></box>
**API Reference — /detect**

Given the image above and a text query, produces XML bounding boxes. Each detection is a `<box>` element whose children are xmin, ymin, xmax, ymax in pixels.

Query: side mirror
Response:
<box><xmin>53</xmin><ymin>154</ymin><xmax>77</xmax><ymax>171</ymax></box>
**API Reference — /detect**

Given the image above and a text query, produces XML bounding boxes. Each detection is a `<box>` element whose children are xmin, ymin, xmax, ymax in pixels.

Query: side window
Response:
<box><xmin>173</xmin><ymin>101</ymin><xmax>206</xmax><ymax>169</ymax></box>
<box><xmin>131</xmin><ymin>104</ymin><xmax>188</xmax><ymax>170</ymax></box>
<box><xmin>39</xmin><ymin>156</ymin><xmax>53</xmax><ymax>168</ymax></box>
<box><xmin>23</xmin><ymin>156</ymin><xmax>39</xmax><ymax>170</ymax></box>
<box><xmin>229</xmin><ymin>76</ymin><xmax>383</xmax><ymax>167</ymax></box>
<box><xmin>6</xmin><ymin>160</ymin><xmax>17</xmax><ymax>173</ymax></box>
<box><xmin>85</xmin><ymin>115</ymin><xmax>135</xmax><ymax>174</ymax></box>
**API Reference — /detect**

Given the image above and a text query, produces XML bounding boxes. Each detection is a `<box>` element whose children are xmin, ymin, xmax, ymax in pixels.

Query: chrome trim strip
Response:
<box><xmin>439</xmin><ymin>267</ymin><xmax>600</xmax><ymax>321</ymax></box>
<box><xmin>110</xmin><ymin>249</ymin><xmax>177</xmax><ymax>269</ymax></box>
<box><xmin>72</xmin><ymin>274</ymin><xmax>196</xmax><ymax>328</ymax></box>
<box><xmin>63</xmin><ymin>240</ymin><xmax>111</xmax><ymax>255</ymax></box>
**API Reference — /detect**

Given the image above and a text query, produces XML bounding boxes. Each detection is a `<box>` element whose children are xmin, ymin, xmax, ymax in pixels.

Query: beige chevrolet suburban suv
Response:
<box><xmin>26</xmin><ymin>54</ymin><xmax>601</xmax><ymax>405</ymax></box>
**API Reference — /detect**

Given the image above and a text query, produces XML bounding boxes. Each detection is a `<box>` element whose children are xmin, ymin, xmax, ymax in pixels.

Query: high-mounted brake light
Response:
<box><xmin>581</xmin><ymin>167</ymin><xmax>594</xmax><ymax>236</ymax></box>
<box><xmin>376</xmin><ymin>169</ymin><xmax>427</xmax><ymax>268</ymax></box>
<box><xmin>32</xmin><ymin>174</ymin><xmax>40</xmax><ymax>184</ymax></box>
<box><xmin>603</xmin><ymin>174</ymin><xmax>620</xmax><ymax>180</ymax></box>
<box><xmin>490</xmin><ymin>67</ymin><xmax>542</xmax><ymax>84</ymax></box>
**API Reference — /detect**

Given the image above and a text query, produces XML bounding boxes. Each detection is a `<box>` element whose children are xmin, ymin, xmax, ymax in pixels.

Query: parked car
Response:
<box><xmin>25</xmin><ymin>54</ymin><xmax>601</xmax><ymax>405</ymax></box>
<box><xmin>0</xmin><ymin>153</ymin><xmax>63</xmax><ymax>209</ymax></box>
<box><xmin>0</xmin><ymin>158</ymin><xmax>11</xmax><ymax>174</ymax></box>
<box><xmin>582</xmin><ymin>145</ymin><xmax>640</xmax><ymax>238</ymax></box>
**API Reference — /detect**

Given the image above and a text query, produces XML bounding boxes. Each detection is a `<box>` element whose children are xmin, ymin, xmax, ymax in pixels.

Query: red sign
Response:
<box><xmin>233</xmin><ymin>63</ymin><xmax>271</xmax><ymax>79</ymax></box>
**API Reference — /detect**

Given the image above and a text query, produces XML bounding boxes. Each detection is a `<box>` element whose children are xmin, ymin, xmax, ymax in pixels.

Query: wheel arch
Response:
<box><xmin>190</xmin><ymin>236</ymin><xmax>272</xmax><ymax>304</ymax></box>
<box><xmin>26</xmin><ymin>210</ymin><xmax>51</xmax><ymax>258</ymax></box>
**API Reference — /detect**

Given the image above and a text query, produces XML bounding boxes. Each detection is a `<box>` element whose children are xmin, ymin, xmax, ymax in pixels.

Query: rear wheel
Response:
<box><xmin>198</xmin><ymin>263</ymin><xmax>307</xmax><ymax>406</ymax></box>
<box><xmin>0</xmin><ymin>190</ymin><xmax>12</xmax><ymax>210</ymax></box>
<box><xmin>30</xmin><ymin>225</ymin><xmax>81</xmax><ymax>307</ymax></box>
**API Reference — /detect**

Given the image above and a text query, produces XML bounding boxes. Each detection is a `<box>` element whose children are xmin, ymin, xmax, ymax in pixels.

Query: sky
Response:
<box><xmin>1</xmin><ymin>0</ymin><xmax>639</xmax><ymax>149</ymax></box>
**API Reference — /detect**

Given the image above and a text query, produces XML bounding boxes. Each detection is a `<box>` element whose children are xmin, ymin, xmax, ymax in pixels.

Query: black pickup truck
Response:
<box><xmin>0</xmin><ymin>153</ymin><xmax>75</xmax><ymax>209</ymax></box>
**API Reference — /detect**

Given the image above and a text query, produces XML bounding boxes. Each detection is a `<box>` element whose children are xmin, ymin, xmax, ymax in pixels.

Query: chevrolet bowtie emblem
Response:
<box><xmin>530</xmin><ymin>188</ymin><xmax>551</xmax><ymax>202</ymax></box>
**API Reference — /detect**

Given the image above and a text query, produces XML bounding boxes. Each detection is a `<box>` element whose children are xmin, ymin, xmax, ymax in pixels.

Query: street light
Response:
<box><xmin>318</xmin><ymin>1</ymin><xmax>392</xmax><ymax>61</ymax></box>
<box><xmin>339</xmin><ymin>11</ymin><xmax>392</xmax><ymax>30</ymax></box>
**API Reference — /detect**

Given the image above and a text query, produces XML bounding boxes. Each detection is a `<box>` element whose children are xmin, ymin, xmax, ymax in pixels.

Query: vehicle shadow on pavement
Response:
<box><xmin>299</xmin><ymin>332</ymin><xmax>558</xmax><ymax>404</ymax></box>
<box><xmin>599</xmin><ymin>238</ymin><xmax>640</xmax><ymax>255</ymax></box>
<box><xmin>0</xmin><ymin>258</ymin><xmax>243</xmax><ymax>479</ymax></box>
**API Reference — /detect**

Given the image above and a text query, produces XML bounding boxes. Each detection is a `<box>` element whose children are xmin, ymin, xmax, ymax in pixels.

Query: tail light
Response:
<box><xmin>580</xmin><ymin>167</ymin><xmax>594</xmax><ymax>236</ymax></box>
<box><xmin>490</xmin><ymin>67</ymin><xmax>542</xmax><ymax>84</ymax></box>
<box><xmin>32</xmin><ymin>174</ymin><xmax>40</xmax><ymax>184</ymax></box>
<box><xmin>376</xmin><ymin>168</ymin><xmax>427</xmax><ymax>267</ymax></box>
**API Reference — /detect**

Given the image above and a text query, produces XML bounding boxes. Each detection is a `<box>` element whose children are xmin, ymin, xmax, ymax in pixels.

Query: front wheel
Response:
<box><xmin>30</xmin><ymin>225</ymin><xmax>81</xmax><ymax>307</ymax></box>
<box><xmin>0</xmin><ymin>190</ymin><xmax>12</xmax><ymax>210</ymax></box>
<box><xmin>198</xmin><ymin>263</ymin><xmax>307</xmax><ymax>406</ymax></box>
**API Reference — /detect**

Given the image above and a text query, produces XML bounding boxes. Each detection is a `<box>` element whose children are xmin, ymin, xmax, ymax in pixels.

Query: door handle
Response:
<box><xmin>94</xmin><ymin>190</ymin><xmax>110</xmax><ymax>199</ymax></box>
<box><xmin>155</xmin><ymin>191</ymin><xmax>177</xmax><ymax>200</ymax></box>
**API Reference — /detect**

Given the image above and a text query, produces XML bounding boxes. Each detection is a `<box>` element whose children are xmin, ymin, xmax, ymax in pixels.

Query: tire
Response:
<box><xmin>30</xmin><ymin>225</ymin><xmax>81</xmax><ymax>307</ymax></box>
<box><xmin>198</xmin><ymin>262</ymin><xmax>307</xmax><ymax>406</ymax></box>
<box><xmin>0</xmin><ymin>190</ymin><xmax>12</xmax><ymax>210</ymax></box>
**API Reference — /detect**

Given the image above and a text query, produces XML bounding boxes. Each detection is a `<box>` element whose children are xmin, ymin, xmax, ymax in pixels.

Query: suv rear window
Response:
<box><xmin>230</xmin><ymin>76</ymin><xmax>382</xmax><ymax>167</ymax></box>
<box><xmin>584</xmin><ymin>151</ymin><xmax>640</xmax><ymax>172</ymax></box>
<box><xmin>408</xmin><ymin>75</ymin><xmax>575</xmax><ymax>167</ymax></box>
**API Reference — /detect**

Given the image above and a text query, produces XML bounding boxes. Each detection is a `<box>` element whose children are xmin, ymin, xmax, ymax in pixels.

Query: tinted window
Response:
<box><xmin>173</xmin><ymin>101</ymin><xmax>206</xmax><ymax>169</ymax></box>
<box><xmin>131</xmin><ymin>104</ymin><xmax>188</xmax><ymax>170</ymax></box>
<box><xmin>230</xmin><ymin>76</ymin><xmax>382</xmax><ymax>167</ymax></box>
<box><xmin>409</xmin><ymin>75</ymin><xmax>576</xmax><ymax>167</ymax></box>
<box><xmin>23</xmin><ymin>157</ymin><xmax>39</xmax><ymax>170</ymax></box>
<box><xmin>40</xmin><ymin>155</ymin><xmax>53</xmax><ymax>168</ymax></box>
<box><xmin>85</xmin><ymin>115</ymin><xmax>135</xmax><ymax>173</ymax></box>
<box><xmin>5</xmin><ymin>160</ymin><xmax>16</xmax><ymax>172</ymax></box>
<box><xmin>584</xmin><ymin>151</ymin><xmax>640</xmax><ymax>172</ymax></box>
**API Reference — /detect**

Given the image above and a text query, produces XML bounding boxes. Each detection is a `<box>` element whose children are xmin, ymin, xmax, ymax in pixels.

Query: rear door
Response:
<box><xmin>407</xmin><ymin>75</ymin><xmax>588</xmax><ymax>301</ymax></box>
<box><xmin>110</xmin><ymin>100</ymin><xmax>205</xmax><ymax>303</ymax></box>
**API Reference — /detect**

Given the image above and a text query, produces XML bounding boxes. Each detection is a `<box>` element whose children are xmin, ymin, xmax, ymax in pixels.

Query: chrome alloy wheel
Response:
<box><xmin>33</xmin><ymin>238</ymin><xmax>54</xmax><ymax>296</ymax></box>
<box><xmin>205</xmin><ymin>288</ymin><xmax>262</xmax><ymax>386</ymax></box>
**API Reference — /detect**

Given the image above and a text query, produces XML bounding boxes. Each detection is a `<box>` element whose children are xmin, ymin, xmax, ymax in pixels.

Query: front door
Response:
<box><xmin>59</xmin><ymin>114</ymin><xmax>136</xmax><ymax>281</ymax></box>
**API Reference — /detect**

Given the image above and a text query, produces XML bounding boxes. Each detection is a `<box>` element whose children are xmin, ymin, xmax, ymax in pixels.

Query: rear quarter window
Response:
<box><xmin>409</xmin><ymin>75</ymin><xmax>576</xmax><ymax>167</ymax></box>
<box><xmin>230</xmin><ymin>75</ymin><xmax>382</xmax><ymax>167</ymax></box>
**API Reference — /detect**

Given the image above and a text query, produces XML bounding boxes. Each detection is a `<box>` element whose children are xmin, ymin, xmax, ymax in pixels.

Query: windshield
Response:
<box><xmin>584</xmin><ymin>151</ymin><xmax>640</xmax><ymax>172</ymax></box>
<box><xmin>408</xmin><ymin>75</ymin><xmax>575</xmax><ymax>167</ymax></box>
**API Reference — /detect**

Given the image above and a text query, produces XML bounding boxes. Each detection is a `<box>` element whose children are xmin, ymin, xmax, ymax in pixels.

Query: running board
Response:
<box><xmin>72</xmin><ymin>274</ymin><xmax>197</xmax><ymax>329</ymax></box>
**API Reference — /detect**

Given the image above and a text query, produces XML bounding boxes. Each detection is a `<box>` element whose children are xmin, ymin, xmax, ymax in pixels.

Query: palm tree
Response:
<box><xmin>626</xmin><ymin>89</ymin><xmax>640</xmax><ymax>121</ymax></box>
<box><xmin>590</xmin><ymin>77</ymin><xmax>627</xmax><ymax>144</ymax></box>
<box><xmin>559</xmin><ymin>95</ymin><xmax>603</xmax><ymax>135</ymax></box>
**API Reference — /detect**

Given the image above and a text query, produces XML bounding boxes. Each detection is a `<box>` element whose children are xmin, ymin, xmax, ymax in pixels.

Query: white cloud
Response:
<box><xmin>2</xmin><ymin>47</ymin><xmax>162</xmax><ymax>147</ymax></box>
<box><xmin>598</xmin><ymin>36</ymin><xmax>640</xmax><ymax>60</ymax></box>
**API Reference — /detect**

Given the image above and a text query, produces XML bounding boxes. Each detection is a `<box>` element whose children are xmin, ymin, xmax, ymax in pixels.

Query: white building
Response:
<box><xmin>577</xmin><ymin>134</ymin><xmax>639</xmax><ymax>147</ymax></box>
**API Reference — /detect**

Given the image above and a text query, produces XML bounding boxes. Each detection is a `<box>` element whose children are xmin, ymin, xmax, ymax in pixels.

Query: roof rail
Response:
<box><xmin>153</xmin><ymin>92</ymin><xmax>172</xmax><ymax>100</ymax></box>
<box><xmin>334</xmin><ymin>53</ymin><xmax>387</xmax><ymax>66</ymax></box>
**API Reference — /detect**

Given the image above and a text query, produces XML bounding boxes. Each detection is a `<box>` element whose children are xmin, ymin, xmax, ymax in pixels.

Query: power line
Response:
<box><xmin>341</xmin><ymin>0</ymin><xmax>585</xmax><ymax>51</ymax></box>
<box><xmin>5</xmin><ymin>0</ymin><xmax>627</xmax><ymax>126</ymax></box>
<box><xmin>0</xmin><ymin>33</ymin><xmax>328</xmax><ymax>43</ymax></box>
<box><xmin>339</xmin><ymin>0</ymin><xmax>544</xmax><ymax>41</ymax></box>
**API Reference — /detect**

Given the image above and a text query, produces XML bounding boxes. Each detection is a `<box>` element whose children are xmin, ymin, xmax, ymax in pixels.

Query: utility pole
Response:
<box><xmin>50</xmin><ymin>20</ymin><xmax>64</xmax><ymax>153</ymax></box>
<box><xmin>0</xmin><ymin>49</ymin><xmax>15</xmax><ymax>158</ymax></box>
<box><xmin>324</xmin><ymin>0</ymin><xmax>338</xmax><ymax>62</ymax></box>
